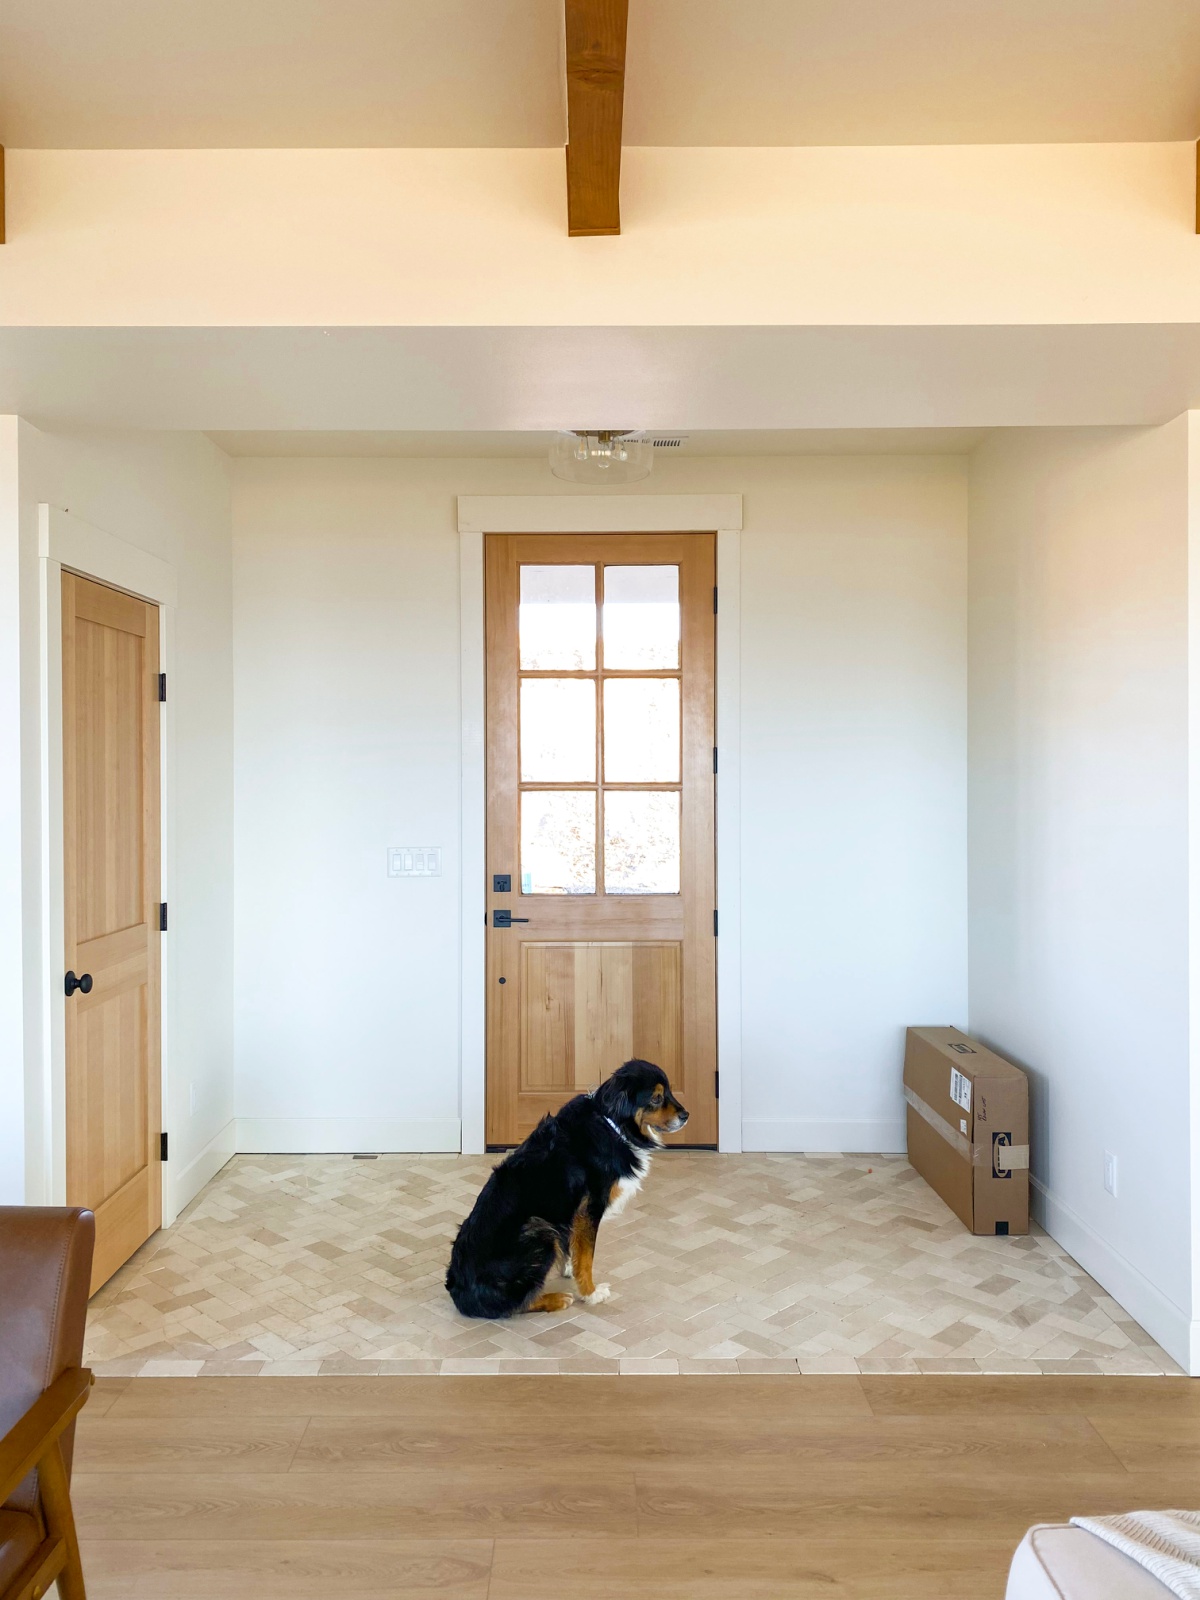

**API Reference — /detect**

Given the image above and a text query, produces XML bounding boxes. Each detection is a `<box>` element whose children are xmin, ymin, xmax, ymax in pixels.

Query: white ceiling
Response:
<box><xmin>2</xmin><ymin>0</ymin><xmax>1197</xmax><ymax>149</ymax></box>
<box><xmin>206</xmin><ymin>428</ymin><xmax>990</xmax><ymax>458</ymax></box>
<box><xmin>4</xmin><ymin>326</ymin><xmax>1200</xmax><ymax>435</ymax></box>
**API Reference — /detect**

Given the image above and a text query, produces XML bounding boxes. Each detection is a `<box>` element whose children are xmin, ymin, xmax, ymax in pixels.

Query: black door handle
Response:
<box><xmin>64</xmin><ymin>971</ymin><xmax>93</xmax><ymax>996</ymax></box>
<box><xmin>492</xmin><ymin>910</ymin><xmax>530</xmax><ymax>928</ymax></box>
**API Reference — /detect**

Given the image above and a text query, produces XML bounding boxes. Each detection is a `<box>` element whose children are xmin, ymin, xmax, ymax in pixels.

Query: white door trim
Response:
<box><xmin>457</xmin><ymin>493</ymin><xmax>743</xmax><ymax>1154</ymax></box>
<box><xmin>35</xmin><ymin>505</ymin><xmax>181</xmax><ymax>1221</ymax></box>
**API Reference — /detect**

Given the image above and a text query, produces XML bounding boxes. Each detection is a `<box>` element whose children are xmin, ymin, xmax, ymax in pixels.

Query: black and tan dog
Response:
<box><xmin>445</xmin><ymin>1059</ymin><xmax>688</xmax><ymax>1317</ymax></box>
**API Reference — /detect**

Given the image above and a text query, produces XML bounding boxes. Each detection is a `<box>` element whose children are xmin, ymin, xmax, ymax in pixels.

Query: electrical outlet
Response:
<box><xmin>189</xmin><ymin>1082</ymin><xmax>197</xmax><ymax>1117</ymax></box>
<box><xmin>1103</xmin><ymin>1152</ymin><xmax>1118</xmax><ymax>1197</ymax></box>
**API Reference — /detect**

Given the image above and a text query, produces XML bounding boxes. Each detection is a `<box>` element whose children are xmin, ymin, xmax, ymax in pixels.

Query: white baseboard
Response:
<box><xmin>165</xmin><ymin>1117</ymin><xmax>236</xmax><ymax>1224</ymax></box>
<box><xmin>234</xmin><ymin>1117</ymin><xmax>462</xmax><ymax>1154</ymax></box>
<box><xmin>1032</xmin><ymin>1176</ymin><xmax>1196</xmax><ymax>1375</ymax></box>
<box><xmin>741</xmin><ymin>1118</ymin><xmax>907</xmax><ymax>1154</ymax></box>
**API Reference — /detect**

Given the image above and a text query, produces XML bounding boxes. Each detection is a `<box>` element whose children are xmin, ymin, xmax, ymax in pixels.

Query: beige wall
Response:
<box><xmin>1</xmin><ymin>143</ymin><xmax>1196</xmax><ymax>327</ymax></box>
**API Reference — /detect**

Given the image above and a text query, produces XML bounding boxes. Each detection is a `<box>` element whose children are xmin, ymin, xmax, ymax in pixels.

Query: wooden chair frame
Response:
<box><xmin>0</xmin><ymin>1369</ymin><xmax>92</xmax><ymax>1600</ymax></box>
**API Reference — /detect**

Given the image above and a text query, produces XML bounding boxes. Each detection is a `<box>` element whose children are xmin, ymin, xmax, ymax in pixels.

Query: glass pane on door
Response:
<box><xmin>604</xmin><ymin>790</ymin><xmax>681</xmax><ymax>894</ymax></box>
<box><xmin>603</xmin><ymin>678</ymin><xmax>680</xmax><ymax>783</ymax></box>
<box><xmin>521</xmin><ymin>790</ymin><xmax>596</xmax><ymax>894</ymax></box>
<box><xmin>520</xmin><ymin>565</ymin><xmax>596</xmax><ymax>670</ymax></box>
<box><xmin>602</xmin><ymin>566</ymin><xmax>680</xmax><ymax>669</ymax></box>
<box><xmin>521</xmin><ymin>679</ymin><xmax>596</xmax><ymax>781</ymax></box>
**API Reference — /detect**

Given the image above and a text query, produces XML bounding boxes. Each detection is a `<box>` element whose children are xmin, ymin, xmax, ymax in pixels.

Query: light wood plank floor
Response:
<box><xmin>73</xmin><ymin>1375</ymin><xmax>1199</xmax><ymax>1598</ymax></box>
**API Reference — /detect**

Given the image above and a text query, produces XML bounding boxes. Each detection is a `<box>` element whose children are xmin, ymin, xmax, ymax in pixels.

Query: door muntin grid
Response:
<box><xmin>517</xmin><ymin>563</ymin><xmax>682</xmax><ymax>897</ymax></box>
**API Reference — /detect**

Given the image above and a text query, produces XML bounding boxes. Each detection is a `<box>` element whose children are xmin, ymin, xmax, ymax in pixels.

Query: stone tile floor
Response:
<box><xmin>85</xmin><ymin>1152</ymin><xmax>1181</xmax><ymax>1376</ymax></box>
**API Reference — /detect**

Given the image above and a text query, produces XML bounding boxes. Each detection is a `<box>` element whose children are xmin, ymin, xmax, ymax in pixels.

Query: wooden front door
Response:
<box><xmin>62</xmin><ymin>572</ymin><xmax>162</xmax><ymax>1293</ymax></box>
<box><xmin>485</xmin><ymin>532</ymin><xmax>717</xmax><ymax>1147</ymax></box>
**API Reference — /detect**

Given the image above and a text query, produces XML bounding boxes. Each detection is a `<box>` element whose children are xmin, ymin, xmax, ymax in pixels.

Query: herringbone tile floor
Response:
<box><xmin>85</xmin><ymin>1152</ymin><xmax>1179</xmax><ymax>1376</ymax></box>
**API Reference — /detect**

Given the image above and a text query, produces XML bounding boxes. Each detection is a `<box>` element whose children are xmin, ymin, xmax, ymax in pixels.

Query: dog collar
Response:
<box><xmin>603</xmin><ymin>1116</ymin><xmax>626</xmax><ymax>1140</ymax></box>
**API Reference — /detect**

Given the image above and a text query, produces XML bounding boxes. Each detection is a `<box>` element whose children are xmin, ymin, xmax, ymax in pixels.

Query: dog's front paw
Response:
<box><xmin>583</xmin><ymin>1283</ymin><xmax>612</xmax><ymax>1305</ymax></box>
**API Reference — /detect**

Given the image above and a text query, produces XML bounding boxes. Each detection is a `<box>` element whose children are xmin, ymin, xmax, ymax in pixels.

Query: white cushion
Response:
<box><xmin>1007</xmin><ymin>1525</ymin><xmax>1173</xmax><ymax>1600</ymax></box>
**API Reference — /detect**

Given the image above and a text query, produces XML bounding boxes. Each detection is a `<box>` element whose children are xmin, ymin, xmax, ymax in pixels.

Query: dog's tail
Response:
<box><xmin>445</xmin><ymin>1217</ymin><xmax>562</xmax><ymax>1319</ymax></box>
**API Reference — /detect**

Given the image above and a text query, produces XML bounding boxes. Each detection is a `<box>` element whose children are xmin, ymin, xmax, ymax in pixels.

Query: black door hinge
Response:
<box><xmin>159</xmin><ymin>902</ymin><xmax>168</xmax><ymax>932</ymax></box>
<box><xmin>713</xmin><ymin>586</ymin><xmax>718</xmax><ymax>614</ymax></box>
<box><xmin>158</xmin><ymin>672</ymin><xmax>167</xmax><ymax>703</ymax></box>
<box><xmin>712</xmin><ymin>746</ymin><xmax>718</xmax><ymax>774</ymax></box>
<box><xmin>160</xmin><ymin>1132</ymin><xmax>169</xmax><ymax>1162</ymax></box>
<box><xmin>715</xmin><ymin>1070</ymin><xmax>720</xmax><ymax>1101</ymax></box>
<box><xmin>713</xmin><ymin>909</ymin><xmax>719</xmax><ymax>937</ymax></box>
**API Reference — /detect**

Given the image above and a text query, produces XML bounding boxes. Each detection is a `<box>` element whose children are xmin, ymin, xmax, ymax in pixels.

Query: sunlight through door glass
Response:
<box><xmin>604</xmin><ymin>790</ymin><xmax>681</xmax><ymax>895</ymax></box>
<box><xmin>603</xmin><ymin>678</ymin><xmax>680</xmax><ymax>783</ymax></box>
<box><xmin>521</xmin><ymin>790</ymin><xmax>596</xmax><ymax>894</ymax></box>
<box><xmin>602</xmin><ymin>566</ymin><xmax>680</xmax><ymax>669</ymax></box>
<box><xmin>521</xmin><ymin>679</ymin><xmax>596</xmax><ymax>781</ymax></box>
<box><xmin>520</xmin><ymin>565</ymin><xmax>596</xmax><ymax>670</ymax></box>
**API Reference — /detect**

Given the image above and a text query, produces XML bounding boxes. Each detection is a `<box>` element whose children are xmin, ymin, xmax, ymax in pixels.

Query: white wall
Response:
<box><xmin>233</xmin><ymin>458</ymin><xmax>465</xmax><ymax>1151</ymax></box>
<box><xmin>739</xmin><ymin>458</ymin><xmax>968</xmax><ymax>1149</ymax></box>
<box><xmin>1</xmin><ymin>422</ymin><xmax>235</xmax><ymax>1214</ymax></box>
<box><xmin>232</xmin><ymin>453</ymin><xmax>968</xmax><ymax>1154</ymax></box>
<box><xmin>968</xmin><ymin>420</ymin><xmax>1195</xmax><ymax>1368</ymax></box>
<box><xmin>0</xmin><ymin>420</ymin><xmax>24</xmax><ymax>1199</ymax></box>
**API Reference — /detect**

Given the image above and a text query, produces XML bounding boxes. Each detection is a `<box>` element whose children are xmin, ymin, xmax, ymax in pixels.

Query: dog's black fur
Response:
<box><xmin>445</xmin><ymin>1059</ymin><xmax>688</xmax><ymax>1319</ymax></box>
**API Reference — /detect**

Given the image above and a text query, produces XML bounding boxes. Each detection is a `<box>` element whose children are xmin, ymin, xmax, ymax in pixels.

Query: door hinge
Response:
<box><xmin>159</xmin><ymin>902</ymin><xmax>168</xmax><ymax>932</ymax></box>
<box><xmin>713</xmin><ymin>909</ymin><xmax>719</xmax><ymax>937</ymax></box>
<box><xmin>158</xmin><ymin>672</ymin><xmax>167</xmax><ymax>703</ymax></box>
<box><xmin>715</xmin><ymin>1070</ymin><xmax>720</xmax><ymax>1100</ymax></box>
<box><xmin>713</xmin><ymin>586</ymin><xmax>718</xmax><ymax>614</ymax></box>
<box><xmin>712</xmin><ymin>746</ymin><xmax>718</xmax><ymax>774</ymax></box>
<box><xmin>160</xmin><ymin>1132</ymin><xmax>169</xmax><ymax>1162</ymax></box>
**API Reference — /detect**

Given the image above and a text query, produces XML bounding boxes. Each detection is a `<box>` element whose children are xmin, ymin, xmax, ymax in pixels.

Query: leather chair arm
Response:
<box><xmin>0</xmin><ymin>1368</ymin><xmax>93</xmax><ymax>1505</ymax></box>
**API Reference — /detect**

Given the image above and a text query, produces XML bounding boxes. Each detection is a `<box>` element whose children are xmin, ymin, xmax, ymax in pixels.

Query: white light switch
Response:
<box><xmin>389</xmin><ymin>845</ymin><xmax>442</xmax><ymax>878</ymax></box>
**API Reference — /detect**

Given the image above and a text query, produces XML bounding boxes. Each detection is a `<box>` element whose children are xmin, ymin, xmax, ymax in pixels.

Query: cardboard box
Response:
<box><xmin>904</xmin><ymin>1027</ymin><xmax>1029</xmax><ymax>1235</ymax></box>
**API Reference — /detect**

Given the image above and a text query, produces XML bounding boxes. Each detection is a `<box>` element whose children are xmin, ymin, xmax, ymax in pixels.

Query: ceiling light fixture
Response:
<box><xmin>549</xmin><ymin>430</ymin><xmax>653</xmax><ymax>485</ymax></box>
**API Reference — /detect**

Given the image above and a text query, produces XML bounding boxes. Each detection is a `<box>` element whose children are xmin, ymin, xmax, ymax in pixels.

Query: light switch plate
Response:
<box><xmin>388</xmin><ymin>845</ymin><xmax>442</xmax><ymax>878</ymax></box>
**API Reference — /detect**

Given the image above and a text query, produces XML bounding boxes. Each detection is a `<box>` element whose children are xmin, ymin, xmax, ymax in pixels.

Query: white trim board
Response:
<box><xmin>175</xmin><ymin>1117</ymin><xmax>236</xmax><ymax>1212</ymax></box>
<box><xmin>1031</xmin><ymin>1176</ymin><xmax>1196</xmax><ymax>1375</ymax></box>
<box><xmin>35</xmin><ymin>505</ymin><xmax>181</xmax><ymax>1219</ymax></box>
<box><xmin>40</xmin><ymin>504</ymin><xmax>177</xmax><ymax>608</ymax></box>
<box><xmin>236</xmin><ymin>1118</ymin><xmax>462</xmax><ymax>1154</ymax></box>
<box><xmin>456</xmin><ymin>493</ymin><xmax>743</xmax><ymax>1154</ymax></box>
<box><xmin>458</xmin><ymin>495</ymin><xmax>743</xmax><ymax>535</ymax></box>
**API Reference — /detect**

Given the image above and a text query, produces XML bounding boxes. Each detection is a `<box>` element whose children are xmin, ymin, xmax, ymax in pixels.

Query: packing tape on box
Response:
<box><xmin>903</xmin><ymin>1086</ymin><xmax>1029</xmax><ymax>1173</ymax></box>
<box><xmin>991</xmin><ymin>1142</ymin><xmax>1030</xmax><ymax>1172</ymax></box>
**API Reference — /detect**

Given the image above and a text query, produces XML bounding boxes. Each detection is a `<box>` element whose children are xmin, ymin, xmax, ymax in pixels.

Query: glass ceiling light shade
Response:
<box><xmin>549</xmin><ymin>430</ymin><xmax>653</xmax><ymax>485</ymax></box>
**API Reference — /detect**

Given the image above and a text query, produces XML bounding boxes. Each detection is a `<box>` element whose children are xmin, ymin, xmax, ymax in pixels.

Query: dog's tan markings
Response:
<box><xmin>637</xmin><ymin>1101</ymin><xmax>681</xmax><ymax>1131</ymax></box>
<box><xmin>525</xmin><ymin>1291</ymin><xmax>574</xmax><ymax>1314</ymax></box>
<box><xmin>570</xmin><ymin>1201</ymin><xmax>598</xmax><ymax>1298</ymax></box>
<box><xmin>609</xmin><ymin>1180</ymin><xmax>623</xmax><ymax>1205</ymax></box>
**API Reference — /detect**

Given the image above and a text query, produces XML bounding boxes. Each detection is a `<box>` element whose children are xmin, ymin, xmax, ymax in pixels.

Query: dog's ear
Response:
<box><xmin>595</xmin><ymin>1072</ymin><xmax>639</xmax><ymax>1125</ymax></box>
<box><xmin>596</xmin><ymin>1059</ymin><xmax>659</xmax><ymax>1124</ymax></box>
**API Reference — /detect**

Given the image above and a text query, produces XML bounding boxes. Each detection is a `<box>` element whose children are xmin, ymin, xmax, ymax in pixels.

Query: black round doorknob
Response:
<box><xmin>64</xmin><ymin>971</ymin><xmax>93</xmax><ymax>997</ymax></box>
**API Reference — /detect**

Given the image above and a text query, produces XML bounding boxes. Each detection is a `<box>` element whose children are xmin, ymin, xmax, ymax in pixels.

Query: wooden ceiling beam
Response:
<box><xmin>564</xmin><ymin>0</ymin><xmax>628</xmax><ymax>237</ymax></box>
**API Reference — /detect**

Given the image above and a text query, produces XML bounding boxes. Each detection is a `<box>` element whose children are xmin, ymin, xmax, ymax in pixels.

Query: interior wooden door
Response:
<box><xmin>62</xmin><ymin>571</ymin><xmax>162</xmax><ymax>1293</ymax></box>
<box><xmin>485</xmin><ymin>532</ymin><xmax>716</xmax><ymax>1146</ymax></box>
